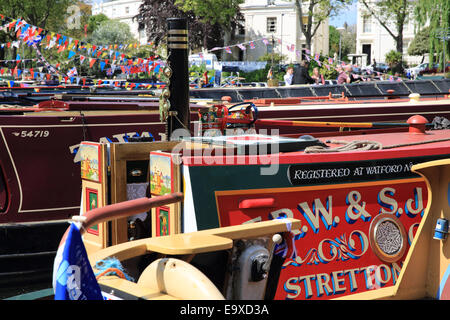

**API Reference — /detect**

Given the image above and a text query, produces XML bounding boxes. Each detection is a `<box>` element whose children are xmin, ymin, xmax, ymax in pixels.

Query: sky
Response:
<box><xmin>329</xmin><ymin>2</ymin><xmax>357</xmax><ymax>28</ymax></box>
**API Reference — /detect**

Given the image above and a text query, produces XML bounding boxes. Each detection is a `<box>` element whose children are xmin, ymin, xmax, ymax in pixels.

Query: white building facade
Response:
<box><xmin>239</xmin><ymin>0</ymin><xmax>329</xmax><ymax>63</ymax></box>
<box><xmin>355</xmin><ymin>0</ymin><xmax>422</xmax><ymax>67</ymax></box>
<box><xmin>92</xmin><ymin>0</ymin><xmax>147</xmax><ymax>44</ymax></box>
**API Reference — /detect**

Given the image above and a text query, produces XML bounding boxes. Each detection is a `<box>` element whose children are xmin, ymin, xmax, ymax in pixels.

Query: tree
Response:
<box><xmin>89</xmin><ymin>19</ymin><xmax>135</xmax><ymax>46</ymax></box>
<box><xmin>385</xmin><ymin>49</ymin><xmax>403</xmax><ymax>73</ymax></box>
<box><xmin>407</xmin><ymin>26</ymin><xmax>431</xmax><ymax>62</ymax></box>
<box><xmin>137</xmin><ymin>0</ymin><xmax>219</xmax><ymax>51</ymax></box>
<box><xmin>414</xmin><ymin>0</ymin><xmax>449</xmax><ymax>68</ymax></box>
<box><xmin>293</xmin><ymin>0</ymin><xmax>354</xmax><ymax>51</ymax></box>
<box><xmin>175</xmin><ymin>0</ymin><xmax>244</xmax><ymax>48</ymax></box>
<box><xmin>0</xmin><ymin>0</ymin><xmax>76</xmax><ymax>30</ymax></box>
<box><xmin>86</xmin><ymin>14</ymin><xmax>109</xmax><ymax>35</ymax></box>
<box><xmin>0</xmin><ymin>0</ymin><xmax>76</xmax><ymax>60</ymax></box>
<box><xmin>360</xmin><ymin>0</ymin><xmax>414</xmax><ymax>53</ymax></box>
<box><xmin>329</xmin><ymin>24</ymin><xmax>356</xmax><ymax>62</ymax></box>
<box><xmin>329</xmin><ymin>26</ymin><xmax>340</xmax><ymax>57</ymax></box>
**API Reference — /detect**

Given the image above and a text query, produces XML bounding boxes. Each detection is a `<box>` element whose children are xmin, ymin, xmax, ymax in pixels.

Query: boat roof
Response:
<box><xmin>190</xmin><ymin>79</ymin><xmax>450</xmax><ymax>102</ymax></box>
<box><xmin>181</xmin><ymin>129</ymin><xmax>450</xmax><ymax>166</ymax></box>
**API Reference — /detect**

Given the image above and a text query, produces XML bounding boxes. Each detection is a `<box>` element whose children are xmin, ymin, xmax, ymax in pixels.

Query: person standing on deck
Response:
<box><xmin>311</xmin><ymin>67</ymin><xmax>325</xmax><ymax>85</ymax></box>
<box><xmin>336</xmin><ymin>65</ymin><xmax>350</xmax><ymax>84</ymax></box>
<box><xmin>292</xmin><ymin>61</ymin><xmax>314</xmax><ymax>85</ymax></box>
<box><xmin>284</xmin><ymin>66</ymin><xmax>294</xmax><ymax>85</ymax></box>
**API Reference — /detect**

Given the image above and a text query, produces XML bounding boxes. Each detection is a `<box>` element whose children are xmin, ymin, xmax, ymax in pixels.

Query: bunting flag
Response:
<box><xmin>67</xmin><ymin>66</ymin><xmax>77</xmax><ymax>77</ymax></box>
<box><xmin>0</xmin><ymin>13</ymin><xmax>403</xmax><ymax>83</ymax></box>
<box><xmin>237</xmin><ymin>44</ymin><xmax>246</xmax><ymax>51</ymax></box>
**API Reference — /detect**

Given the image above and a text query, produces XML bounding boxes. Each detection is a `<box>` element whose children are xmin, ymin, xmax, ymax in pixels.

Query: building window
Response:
<box><xmin>267</xmin><ymin>0</ymin><xmax>275</xmax><ymax>5</ymax></box>
<box><xmin>125</xmin><ymin>6</ymin><xmax>129</xmax><ymax>14</ymax></box>
<box><xmin>267</xmin><ymin>17</ymin><xmax>277</xmax><ymax>33</ymax></box>
<box><xmin>363</xmin><ymin>15</ymin><xmax>372</xmax><ymax>33</ymax></box>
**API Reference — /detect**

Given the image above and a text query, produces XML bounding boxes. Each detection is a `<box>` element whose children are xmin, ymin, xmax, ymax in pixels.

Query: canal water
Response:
<box><xmin>0</xmin><ymin>274</ymin><xmax>53</xmax><ymax>300</ymax></box>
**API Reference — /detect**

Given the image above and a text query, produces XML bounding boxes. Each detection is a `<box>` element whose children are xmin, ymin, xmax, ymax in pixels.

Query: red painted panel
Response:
<box><xmin>216</xmin><ymin>179</ymin><xmax>426</xmax><ymax>299</ymax></box>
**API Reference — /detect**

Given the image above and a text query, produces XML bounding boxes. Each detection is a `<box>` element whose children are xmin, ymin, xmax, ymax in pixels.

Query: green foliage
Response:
<box><xmin>385</xmin><ymin>50</ymin><xmax>403</xmax><ymax>66</ymax></box>
<box><xmin>329</xmin><ymin>26</ymin><xmax>340</xmax><ymax>58</ymax></box>
<box><xmin>408</xmin><ymin>26</ymin><xmax>431</xmax><ymax>56</ymax></box>
<box><xmin>414</xmin><ymin>0</ymin><xmax>449</xmax><ymax>66</ymax></box>
<box><xmin>385</xmin><ymin>50</ymin><xmax>404</xmax><ymax>74</ymax></box>
<box><xmin>175</xmin><ymin>0</ymin><xmax>244</xmax><ymax>28</ymax></box>
<box><xmin>257</xmin><ymin>52</ymin><xmax>287</xmax><ymax>66</ymax></box>
<box><xmin>89</xmin><ymin>20</ymin><xmax>136</xmax><ymax>46</ymax></box>
<box><xmin>239</xmin><ymin>65</ymin><xmax>277</xmax><ymax>83</ymax></box>
<box><xmin>86</xmin><ymin>14</ymin><xmax>109</xmax><ymax>35</ymax></box>
<box><xmin>0</xmin><ymin>0</ymin><xmax>76</xmax><ymax>60</ymax></box>
<box><xmin>308</xmin><ymin>58</ymin><xmax>338</xmax><ymax>80</ymax></box>
<box><xmin>0</xmin><ymin>0</ymin><xmax>77</xmax><ymax>29</ymax></box>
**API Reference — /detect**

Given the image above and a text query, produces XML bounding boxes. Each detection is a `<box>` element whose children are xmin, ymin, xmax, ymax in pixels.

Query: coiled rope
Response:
<box><xmin>304</xmin><ymin>140</ymin><xmax>382</xmax><ymax>153</ymax></box>
<box><xmin>94</xmin><ymin>257</ymin><xmax>134</xmax><ymax>281</ymax></box>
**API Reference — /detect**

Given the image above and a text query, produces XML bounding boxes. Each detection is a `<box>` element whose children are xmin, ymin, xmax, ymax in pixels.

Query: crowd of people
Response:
<box><xmin>282</xmin><ymin>61</ymin><xmax>365</xmax><ymax>86</ymax></box>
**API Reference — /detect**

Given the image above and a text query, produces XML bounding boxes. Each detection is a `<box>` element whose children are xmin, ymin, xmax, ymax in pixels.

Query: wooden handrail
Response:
<box><xmin>58</xmin><ymin>192</ymin><xmax>184</xmax><ymax>248</ymax></box>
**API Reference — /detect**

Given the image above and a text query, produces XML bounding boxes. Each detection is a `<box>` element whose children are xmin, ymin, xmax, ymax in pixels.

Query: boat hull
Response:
<box><xmin>181</xmin><ymin>132</ymin><xmax>450</xmax><ymax>299</ymax></box>
<box><xmin>0</xmin><ymin>112</ymin><xmax>165</xmax><ymax>224</ymax></box>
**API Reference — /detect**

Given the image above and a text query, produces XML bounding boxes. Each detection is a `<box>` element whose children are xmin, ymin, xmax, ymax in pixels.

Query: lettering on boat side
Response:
<box><xmin>69</xmin><ymin>131</ymin><xmax>153</xmax><ymax>161</ymax></box>
<box><xmin>215</xmin><ymin>180</ymin><xmax>426</xmax><ymax>300</ymax></box>
<box><xmin>12</xmin><ymin>130</ymin><xmax>50</xmax><ymax>138</ymax></box>
<box><xmin>283</xmin><ymin>262</ymin><xmax>403</xmax><ymax>299</ymax></box>
<box><xmin>288</xmin><ymin>159</ymin><xmax>417</xmax><ymax>185</ymax></box>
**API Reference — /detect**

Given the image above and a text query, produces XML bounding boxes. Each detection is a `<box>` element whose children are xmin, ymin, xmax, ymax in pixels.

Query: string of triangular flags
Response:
<box><xmin>0</xmin><ymin>14</ymin><xmax>166</xmax><ymax>81</ymax></box>
<box><xmin>199</xmin><ymin>35</ymin><xmax>403</xmax><ymax>82</ymax></box>
<box><xmin>0</xmin><ymin>14</ymin><xmax>144</xmax><ymax>58</ymax></box>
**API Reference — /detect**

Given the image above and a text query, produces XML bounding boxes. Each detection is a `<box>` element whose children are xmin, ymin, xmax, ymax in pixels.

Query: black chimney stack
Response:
<box><xmin>166</xmin><ymin>18</ymin><xmax>190</xmax><ymax>139</ymax></box>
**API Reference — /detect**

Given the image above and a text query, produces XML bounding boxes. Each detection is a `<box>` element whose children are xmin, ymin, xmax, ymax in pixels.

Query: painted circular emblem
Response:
<box><xmin>369</xmin><ymin>214</ymin><xmax>407</xmax><ymax>263</ymax></box>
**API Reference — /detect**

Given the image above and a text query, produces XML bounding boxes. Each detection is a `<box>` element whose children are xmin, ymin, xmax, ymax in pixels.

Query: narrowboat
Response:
<box><xmin>4</xmin><ymin>16</ymin><xmax>450</xmax><ymax>300</ymax></box>
<box><xmin>50</xmin><ymin>114</ymin><xmax>450</xmax><ymax>300</ymax></box>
